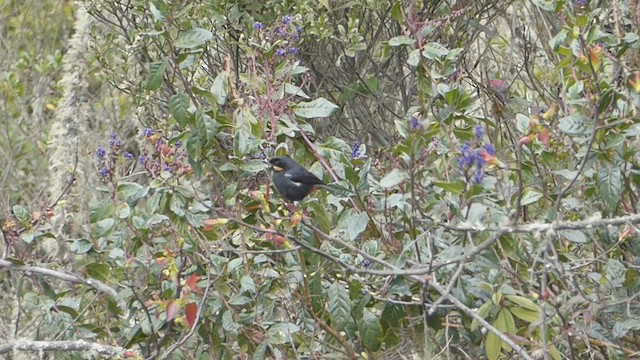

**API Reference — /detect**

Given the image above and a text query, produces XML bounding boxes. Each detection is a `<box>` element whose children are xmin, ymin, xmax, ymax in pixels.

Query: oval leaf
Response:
<box><xmin>166</xmin><ymin>300</ymin><xmax>179</xmax><ymax>321</ymax></box>
<box><xmin>327</xmin><ymin>282</ymin><xmax>350</xmax><ymax>330</ymax></box>
<box><xmin>358</xmin><ymin>309</ymin><xmax>382</xmax><ymax>351</ymax></box>
<box><xmin>598</xmin><ymin>165</ymin><xmax>622</xmax><ymax>212</ymax></box>
<box><xmin>185</xmin><ymin>302</ymin><xmax>198</xmax><ymax>327</ymax></box>
<box><xmin>175</xmin><ymin>28</ymin><xmax>213</xmax><ymax>49</ymax></box>
<box><xmin>169</xmin><ymin>92</ymin><xmax>191</xmax><ymax>127</ymax></box>
<box><xmin>293</xmin><ymin>97</ymin><xmax>339</xmax><ymax>118</ymax></box>
<box><xmin>380</xmin><ymin>168</ymin><xmax>407</xmax><ymax>188</ymax></box>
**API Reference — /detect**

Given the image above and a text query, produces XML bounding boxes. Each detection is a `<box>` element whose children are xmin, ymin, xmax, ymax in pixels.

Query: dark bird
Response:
<box><xmin>269</xmin><ymin>156</ymin><xmax>325</xmax><ymax>201</ymax></box>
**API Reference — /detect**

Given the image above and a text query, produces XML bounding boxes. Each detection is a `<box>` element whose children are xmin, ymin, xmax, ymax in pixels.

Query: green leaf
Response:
<box><xmin>293</xmin><ymin>97</ymin><xmax>339</xmax><ymax>118</ymax></box>
<box><xmin>390</xmin><ymin>1</ymin><xmax>403</xmax><ymax>22</ymax></box>
<box><xmin>549</xmin><ymin>29</ymin><xmax>567</xmax><ymax>50</ymax></box>
<box><xmin>240</xmin><ymin>275</ymin><xmax>256</xmax><ymax>294</ymax></box>
<box><xmin>485</xmin><ymin>331</ymin><xmax>501</xmax><ymax>360</ymax></box>
<box><xmin>379</xmin><ymin>168</ymin><xmax>407</xmax><ymax>188</ymax></box>
<box><xmin>552</xmin><ymin>169</ymin><xmax>578</xmax><ymax>180</ymax></box>
<box><xmin>146</xmin><ymin>59</ymin><xmax>168</xmax><ymax>91</ymax></box>
<box><xmin>495</xmin><ymin>308</ymin><xmax>516</xmax><ymax>334</ymax></box>
<box><xmin>211</xmin><ymin>71</ymin><xmax>229</xmax><ymax>105</ymax></box>
<box><xmin>69</xmin><ymin>239</ymin><xmax>93</xmax><ymax>254</ymax></box>
<box><xmin>388</xmin><ymin>277</ymin><xmax>412</xmax><ymax>298</ymax></box>
<box><xmin>340</xmin><ymin>212</ymin><xmax>369</xmax><ymax>241</ymax></box>
<box><xmin>549</xmin><ymin>345</ymin><xmax>562</xmax><ymax>360</ymax></box>
<box><xmin>471</xmin><ymin>301</ymin><xmax>493</xmax><ymax>331</ymax></box>
<box><xmin>267</xmin><ymin>322</ymin><xmax>300</xmax><ymax>344</ymax></box>
<box><xmin>285</xmin><ymin>83</ymin><xmax>310</xmax><ymax>99</ymax></box>
<box><xmin>531</xmin><ymin>0</ymin><xmax>555</xmax><ymax>11</ymax></box>
<box><xmin>117</xmin><ymin>202</ymin><xmax>131</xmax><ymax>219</ymax></box>
<box><xmin>327</xmin><ymin>282</ymin><xmax>350</xmax><ymax>330</ymax></box>
<box><xmin>117</xmin><ymin>182</ymin><xmax>144</xmax><ymax>202</ymax></box>
<box><xmin>432</xmin><ymin>181</ymin><xmax>464</xmax><ymax>194</ymax></box>
<box><xmin>20</xmin><ymin>230</ymin><xmax>35</xmax><ymax>244</ymax></box>
<box><xmin>598</xmin><ymin>165</ymin><xmax>622</xmax><ymax>212</ymax></box>
<box><xmin>195</xmin><ymin>111</ymin><xmax>220</xmax><ymax>144</ymax></box>
<box><xmin>85</xmin><ymin>262</ymin><xmax>110</xmax><ymax>281</ymax></box>
<box><xmin>150</xmin><ymin>0</ymin><xmax>168</xmax><ymax>22</ymax></box>
<box><xmin>309</xmin><ymin>274</ymin><xmax>323</xmax><ymax>314</ymax></box>
<box><xmin>175</xmin><ymin>27</ymin><xmax>213</xmax><ymax>49</ymax></box>
<box><xmin>241</xmin><ymin>159</ymin><xmax>269</xmax><ymax>174</ymax></box>
<box><xmin>388</xmin><ymin>35</ymin><xmax>415</xmax><ymax>47</ymax></box>
<box><xmin>358</xmin><ymin>309</ymin><xmax>382</xmax><ymax>351</ymax></box>
<box><xmin>520</xmin><ymin>190</ymin><xmax>543</xmax><ymax>206</ymax></box>
<box><xmin>568</xmin><ymin>80</ymin><xmax>584</xmax><ymax>99</ymax></box>
<box><xmin>90</xmin><ymin>200</ymin><xmax>113</xmax><ymax>223</ymax></box>
<box><xmin>560</xmin><ymin>229</ymin><xmax>587</xmax><ymax>243</ymax></box>
<box><xmin>169</xmin><ymin>92</ymin><xmax>191</xmax><ymax>127</ymax></box>
<box><xmin>95</xmin><ymin>218</ymin><xmax>115</xmax><ymax>237</ymax></box>
<box><xmin>558</xmin><ymin>115</ymin><xmax>592</xmax><ymax>135</ymax></box>
<box><xmin>504</xmin><ymin>295</ymin><xmax>539</xmax><ymax>311</ymax></box>
<box><xmin>407</xmin><ymin>49</ymin><xmax>420</xmax><ymax>67</ymax></box>
<box><xmin>380</xmin><ymin>302</ymin><xmax>404</xmax><ymax>329</ymax></box>
<box><xmin>192</xmin><ymin>86</ymin><xmax>218</xmax><ymax>109</ymax></box>
<box><xmin>12</xmin><ymin>205</ymin><xmax>29</xmax><ymax>223</ymax></box>
<box><xmin>170</xmin><ymin>193</ymin><xmax>186</xmax><ymax>217</ymax></box>
<box><xmin>252</xmin><ymin>343</ymin><xmax>268</xmax><ymax>360</ymax></box>
<box><xmin>421</xmin><ymin>42</ymin><xmax>449</xmax><ymax>60</ymax></box>
<box><xmin>510</xmin><ymin>307</ymin><xmax>540</xmax><ymax>323</ymax></box>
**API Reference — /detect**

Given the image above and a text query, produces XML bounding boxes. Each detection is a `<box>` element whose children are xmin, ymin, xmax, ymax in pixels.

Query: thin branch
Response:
<box><xmin>0</xmin><ymin>260</ymin><xmax>118</xmax><ymax>300</ymax></box>
<box><xmin>0</xmin><ymin>340</ymin><xmax>130</xmax><ymax>356</ymax></box>
<box><xmin>431</xmin><ymin>213</ymin><xmax>640</xmax><ymax>233</ymax></box>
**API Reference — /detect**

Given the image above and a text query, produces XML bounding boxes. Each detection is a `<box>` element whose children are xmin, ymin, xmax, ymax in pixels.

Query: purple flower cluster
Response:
<box><xmin>252</xmin><ymin>15</ymin><xmax>301</xmax><ymax>59</ymax></box>
<box><xmin>457</xmin><ymin>125</ymin><xmax>495</xmax><ymax>184</ymax></box>
<box><xmin>96</xmin><ymin>129</ymin><xmax>192</xmax><ymax>183</ymax></box>
<box><xmin>96</xmin><ymin>133</ymin><xmax>132</xmax><ymax>181</ymax></box>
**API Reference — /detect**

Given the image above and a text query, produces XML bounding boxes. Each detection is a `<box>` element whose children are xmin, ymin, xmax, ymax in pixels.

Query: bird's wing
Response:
<box><xmin>285</xmin><ymin>171</ymin><xmax>325</xmax><ymax>185</ymax></box>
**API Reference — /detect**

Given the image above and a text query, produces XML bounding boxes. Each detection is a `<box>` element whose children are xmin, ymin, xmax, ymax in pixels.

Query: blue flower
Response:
<box><xmin>474</xmin><ymin>124</ymin><xmax>484</xmax><ymax>140</ymax></box>
<box><xmin>110</xmin><ymin>134</ymin><xmax>122</xmax><ymax>147</ymax></box>
<box><xmin>139</xmin><ymin>155</ymin><xmax>148</xmax><ymax>164</ymax></box>
<box><xmin>142</xmin><ymin>128</ymin><xmax>153</xmax><ymax>137</ymax></box>
<box><xmin>99</xmin><ymin>168</ymin><xmax>110</xmax><ymax>177</ymax></box>
<box><xmin>275</xmin><ymin>48</ymin><xmax>287</xmax><ymax>56</ymax></box>
<box><xmin>277</xmin><ymin>28</ymin><xmax>288</xmax><ymax>38</ymax></box>
<box><xmin>484</xmin><ymin>143</ymin><xmax>496</xmax><ymax>156</ymax></box>
<box><xmin>473</xmin><ymin>167</ymin><xmax>485</xmax><ymax>183</ymax></box>
<box><xmin>288</xmin><ymin>46</ymin><xmax>298</xmax><ymax>54</ymax></box>
<box><xmin>362</xmin><ymin>259</ymin><xmax>371</xmax><ymax>268</ymax></box>
<box><xmin>283</xmin><ymin>15</ymin><xmax>293</xmax><ymax>25</ymax></box>
<box><xmin>253</xmin><ymin>22</ymin><xmax>264</xmax><ymax>30</ymax></box>
<box><xmin>97</xmin><ymin>147</ymin><xmax>106</xmax><ymax>158</ymax></box>
<box><xmin>175</xmin><ymin>141</ymin><xmax>182</xmax><ymax>147</ymax></box>
<box><xmin>409</xmin><ymin>116</ymin><xmax>421</xmax><ymax>130</ymax></box>
<box><xmin>123</xmin><ymin>152</ymin><xmax>134</xmax><ymax>160</ymax></box>
<box><xmin>460</xmin><ymin>141</ymin><xmax>471</xmax><ymax>154</ymax></box>
<box><xmin>351</xmin><ymin>141</ymin><xmax>366</xmax><ymax>159</ymax></box>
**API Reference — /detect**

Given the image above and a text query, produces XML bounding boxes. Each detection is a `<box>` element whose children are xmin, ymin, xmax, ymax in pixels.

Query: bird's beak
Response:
<box><xmin>263</xmin><ymin>159</ymin><xmax>283</xmax><ymax>172</ymax></box>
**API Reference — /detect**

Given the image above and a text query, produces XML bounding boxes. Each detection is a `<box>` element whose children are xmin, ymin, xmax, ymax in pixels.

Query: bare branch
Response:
<box><xmin>0</xmin><ymin>340</ymin><xmax>130</xmax><ymax>356</ymax></box>
<box><xmin>433</xmin><ymin>213</ymin><xmax>640</xmax><ymax>233</ymax></box>
<box><xmin>0</xmin><ymin>260</ymin><xmax>118</xmax><ymax>299</ymax></box>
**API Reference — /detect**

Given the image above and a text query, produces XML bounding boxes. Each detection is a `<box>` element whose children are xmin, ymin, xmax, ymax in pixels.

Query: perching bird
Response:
<box><xmin>268</xmin><ymin>156</ymin><xmax>326</xmax><ymax>201</ymax></box>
